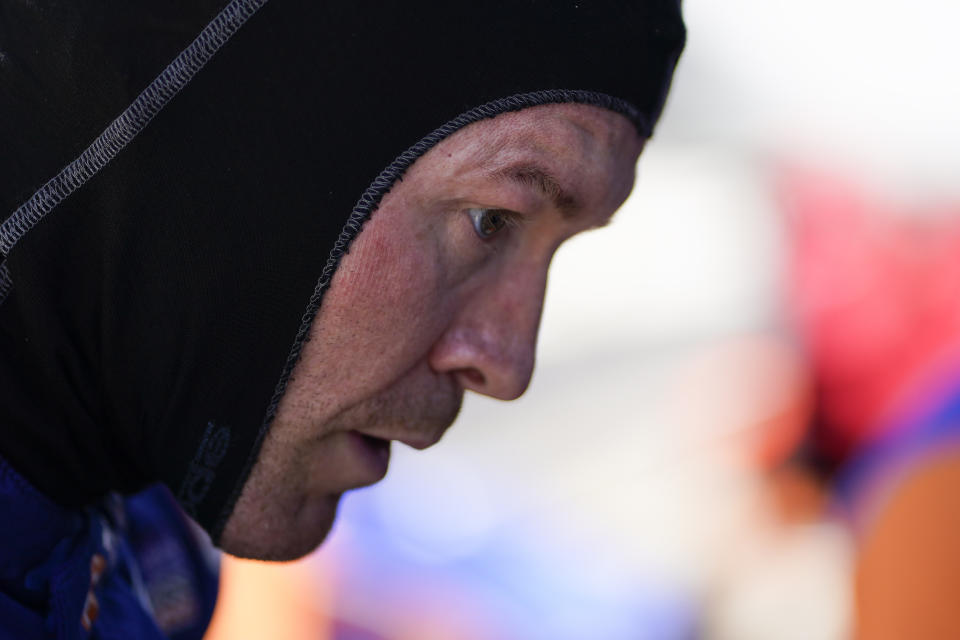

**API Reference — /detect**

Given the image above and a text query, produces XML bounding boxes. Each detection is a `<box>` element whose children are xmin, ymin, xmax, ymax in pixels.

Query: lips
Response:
<box><xmin>356</xmin><ymin>430</ymin><xmax>444</xmax><ymax>451</ymax></box>
<box><xmin>360</xmin><ymin>433</ymin><xmax>390</xmax><ymax>460</ymax></box>
<box><xmin>348</xmin><ymin>431</ymin><xmax>391</xmax><ymax>481</ymax></box>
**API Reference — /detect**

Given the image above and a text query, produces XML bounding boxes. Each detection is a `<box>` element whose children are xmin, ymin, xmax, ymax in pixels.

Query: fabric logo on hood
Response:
<box><xmin>178</xmin><ymin>421</ymin><xmax>231</xmax><ymax>517</ymax></box>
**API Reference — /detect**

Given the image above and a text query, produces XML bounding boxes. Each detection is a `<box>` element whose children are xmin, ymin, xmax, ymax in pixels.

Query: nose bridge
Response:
<box><xmin>492</xmin><ymin>268</ymin><xmax>545</xmax><ymax>364</ymax></box>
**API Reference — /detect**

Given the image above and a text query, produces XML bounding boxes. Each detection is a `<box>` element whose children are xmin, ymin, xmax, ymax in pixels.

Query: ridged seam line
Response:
<box><xmin>0</xmin><ymin>0</ymin><xmax>269</xmax><ymax>304</ymax></box>
<box><xmin>214</xmin><ymin>88</ymin><xmax>645</xmax><ymax>539</ymax></box>
<box><xmin>0</xmin><ymin>264</ymin><xmax>11</xmax><ymax>301</ymax></box>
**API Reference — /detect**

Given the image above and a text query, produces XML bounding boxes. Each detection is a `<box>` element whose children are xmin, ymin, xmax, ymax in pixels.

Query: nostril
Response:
<box><xmin>459</xmin><ymin>368</ymin><xmax>486</xmax><ymax>388</ymax></box>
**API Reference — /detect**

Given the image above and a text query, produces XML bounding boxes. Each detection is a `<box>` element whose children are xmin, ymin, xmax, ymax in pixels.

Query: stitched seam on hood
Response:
<box><xmin>0</xmin><ymin>0</ymin><xmax>269</xmax><ymax>303</ymax></box>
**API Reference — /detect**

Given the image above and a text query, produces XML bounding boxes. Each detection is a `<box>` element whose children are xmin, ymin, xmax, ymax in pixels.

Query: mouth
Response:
<box><xmin>348</xmin><ymin>431</ymin><xmax>391</xmax><ymax>481</ymax></box>
<box><xmin>356</xmin><ymin>429</ymin><xmax>446</xmax><ymax>452</ymax></box>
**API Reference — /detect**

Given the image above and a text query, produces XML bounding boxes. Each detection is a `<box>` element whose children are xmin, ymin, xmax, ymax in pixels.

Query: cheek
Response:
<box><xmin>331</xmin><ymin>219</ymin><xmax>452</xmax><ymax>363</ymax></box>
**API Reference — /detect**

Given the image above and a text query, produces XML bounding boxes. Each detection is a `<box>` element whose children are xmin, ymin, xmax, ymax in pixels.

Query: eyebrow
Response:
<box><xmin>488</xmin><ymin>163</ymin><xmax>581</xmax><ymax>218</ymax></box>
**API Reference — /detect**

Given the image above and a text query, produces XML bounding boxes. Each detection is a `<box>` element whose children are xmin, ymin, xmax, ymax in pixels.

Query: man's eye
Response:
<box><xmin>467</xmin><ymin>208</ymin><xmax>511</xmax><ymax>239</ymax></box>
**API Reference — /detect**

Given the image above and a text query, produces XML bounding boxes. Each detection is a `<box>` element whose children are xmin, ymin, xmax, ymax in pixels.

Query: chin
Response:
<box><xmin>218</xmin><ymin>493</ymin><xmax>340</xmax><ymax>562</ymax></box>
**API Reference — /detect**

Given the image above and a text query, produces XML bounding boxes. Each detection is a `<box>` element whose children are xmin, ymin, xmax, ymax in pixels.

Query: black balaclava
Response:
<box><xmin>0</xmin><ymin>1</ymin><xmax>685</xmax><ymax>542</ymax></box>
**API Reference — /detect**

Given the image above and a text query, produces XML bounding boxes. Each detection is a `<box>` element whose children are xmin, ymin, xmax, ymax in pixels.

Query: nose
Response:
<box><xmin>428</xmin><ymin>265</ymin><xmax>547</xmax><ymax>400</ymax></box>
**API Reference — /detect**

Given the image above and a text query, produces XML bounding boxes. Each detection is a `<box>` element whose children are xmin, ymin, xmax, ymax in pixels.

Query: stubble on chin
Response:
<box><xmin>220</xmin><ymin>373</ymin><xmax>463</xmax><ymax>561</ymax></box>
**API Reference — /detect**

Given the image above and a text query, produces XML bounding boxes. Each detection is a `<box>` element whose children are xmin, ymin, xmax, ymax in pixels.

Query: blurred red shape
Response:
<box><xmin>780</xmin><ymin>166</ymin><xmax>960</xmax><ymax>460</ymax></box>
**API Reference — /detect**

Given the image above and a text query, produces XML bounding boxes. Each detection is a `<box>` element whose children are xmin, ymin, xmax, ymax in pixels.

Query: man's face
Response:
<box><xmin>220</xmin><ymin>103</ymin><xmax>644</xmax><ymax>560</ymax></box>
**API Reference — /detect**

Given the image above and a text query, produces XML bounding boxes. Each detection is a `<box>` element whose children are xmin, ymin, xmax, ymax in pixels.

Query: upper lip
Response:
<box><xmin>356</xmin><ymin>429</ymin><xmax>443</xmax><ymax>451</ymax></box>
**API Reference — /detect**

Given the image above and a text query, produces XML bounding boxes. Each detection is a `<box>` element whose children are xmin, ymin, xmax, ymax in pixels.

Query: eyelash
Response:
<box><xmin>466</xmin><ymin>207</ymin><xmax>524</xmax><ymax>240</ymax></box>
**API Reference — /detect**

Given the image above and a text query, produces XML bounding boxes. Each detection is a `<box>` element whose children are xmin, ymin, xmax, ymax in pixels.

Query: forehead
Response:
<box><xmin>448</xmin><ymin>104</ymin><xmax>640</xmax><ymax>177</ymax></box>
<box><xmin>403</xmin><ymin>103</ymin><xmax>644</xmax><ymax>216</ymax></box>
<box><xmin>456</xmin><ymin>103</ymin><xmax>638</xmax><ymax>156</ymax></box>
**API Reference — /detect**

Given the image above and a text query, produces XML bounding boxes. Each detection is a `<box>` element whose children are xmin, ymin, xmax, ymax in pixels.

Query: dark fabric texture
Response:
<box><xmin>0</xmin><ymin>0</ymin><xmax>685</xmax><ymax>541</ymax></box>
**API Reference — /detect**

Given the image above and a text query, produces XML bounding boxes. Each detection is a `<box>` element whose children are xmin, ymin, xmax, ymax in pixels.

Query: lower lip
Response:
<box><xmin>349</xmin><ymin>431</ymin><xmax>391</xmax><ymax>480</ymax></box>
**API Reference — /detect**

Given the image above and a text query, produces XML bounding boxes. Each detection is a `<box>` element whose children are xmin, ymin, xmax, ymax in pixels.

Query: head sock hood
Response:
<box><xmin>0</xmin><ymin>1</ymin><xmax>685</xmax><ymax>541</ymax></box>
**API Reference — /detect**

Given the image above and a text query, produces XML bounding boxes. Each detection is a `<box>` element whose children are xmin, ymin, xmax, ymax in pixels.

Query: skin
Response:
<box><xmin>220</xmin><ymin>103</ymin><xmax>645</xmax><ymax>560</ymax></box>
